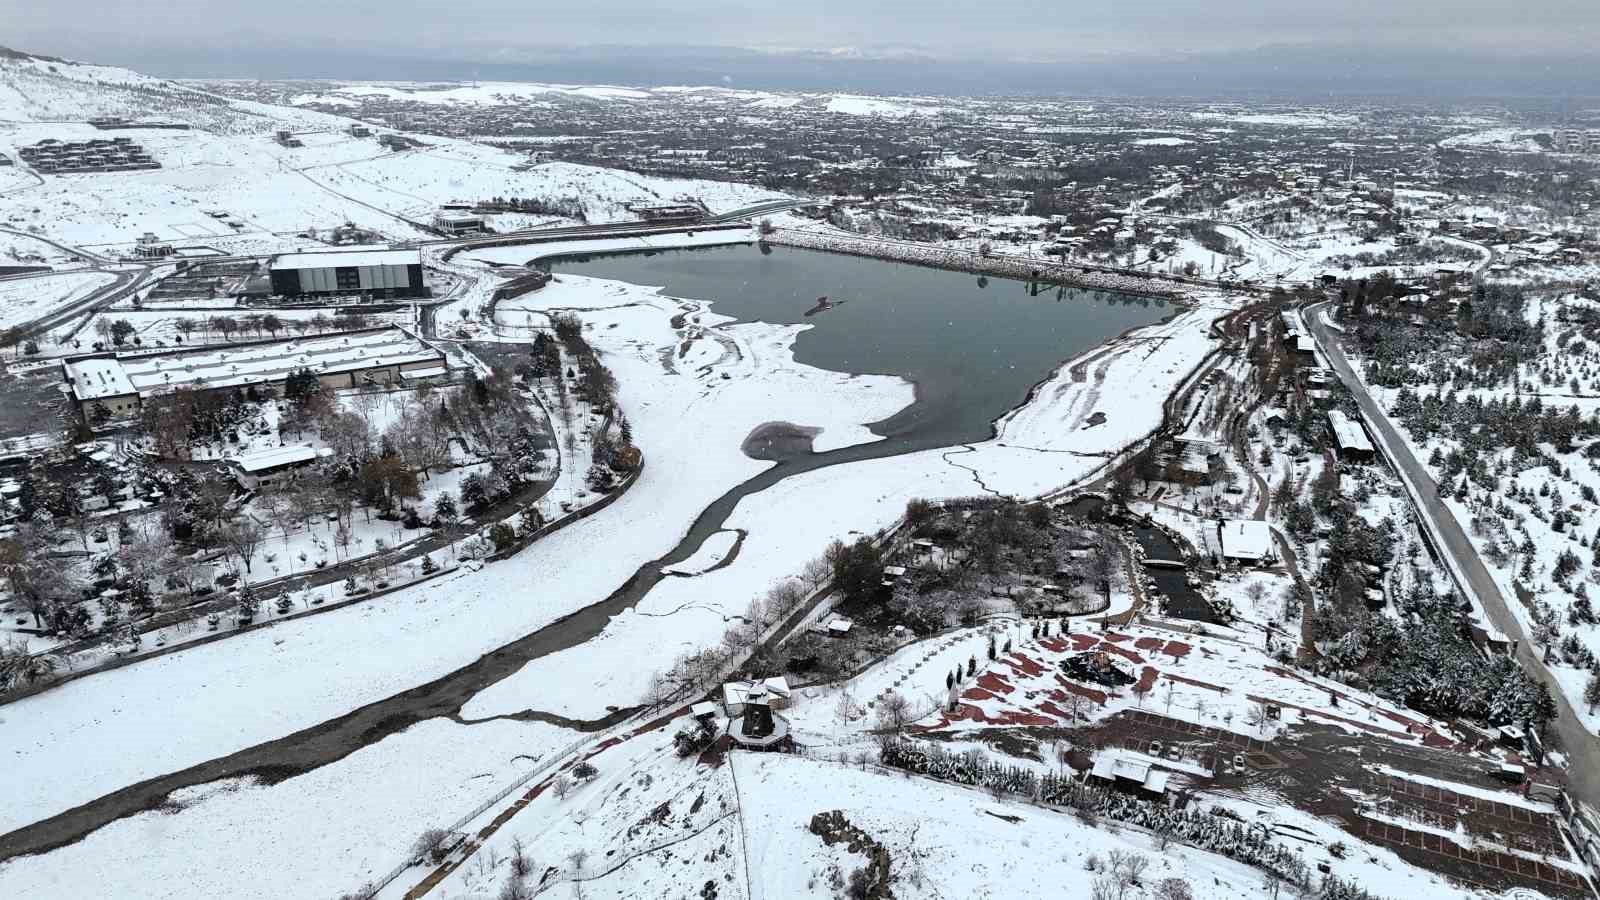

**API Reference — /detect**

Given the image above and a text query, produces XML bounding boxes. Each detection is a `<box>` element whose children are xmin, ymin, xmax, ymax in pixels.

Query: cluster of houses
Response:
<box><xmin>1553</xmin><ymin>129</ymin><xmax>1600</xmax><ymax>155</ymax></box>
<box><xmin>691</xmin><ymin>676</ymin><xmax>795</xmax><ymax>751</ymax></box>
<box><xmin>18</xmin><ymin>137</ymin><xmax>159</xmax><ymax>174</ymax></box>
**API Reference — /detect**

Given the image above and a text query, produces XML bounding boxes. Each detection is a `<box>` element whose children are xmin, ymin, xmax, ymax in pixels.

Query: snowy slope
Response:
<box><xmin>0</xmin><ymin>51</ymin><xmax>787</xmax><ymax>256</ymax></box>
<box><xmin>0</xmin><ymin>48</ymin><xmax>350</xmax><ymax>135</ymax></box>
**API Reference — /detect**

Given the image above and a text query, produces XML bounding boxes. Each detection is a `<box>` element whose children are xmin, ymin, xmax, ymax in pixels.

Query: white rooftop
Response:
<box><xmin>228</xmin><ymin>444</ymin><xmax>333</xmax><ymax>473</ymax></box>
<box><xmin>269</xmin><ymin>248</ymin><xmax>420</xmax><ymax>271</ymax></box>
<box><xmin>1089</xmin><ymin>754</ymin><xmax>1170</xmax><ymax>794</ymax></box>
<box><xmin>62</xmin><ymin>356</ymin><xmax>137</xmax><ymax>401</ymax></box>
<box><xmin>1327</xmin><ymin>409</ymin><xmax>1375</xmax><ymax>454</ymax></box>
<box><xmin>721</xmin><ymin>676</ymin><xmax>791</xmax><ymax>708</ymax></box>
<box><xmin>1219</xmin><ymin>519</ymin><xmax>1274</xmax><ymax>561</ymax></box>
<box><xmin>64</xmin><ymin>327</ymin><xmax>443</xmax><ymax>402</ymax></box>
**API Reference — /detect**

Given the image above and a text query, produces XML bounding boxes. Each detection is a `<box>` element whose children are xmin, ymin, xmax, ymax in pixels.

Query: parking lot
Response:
<box><xmin>1080</xmin><ymin>710</ymin><xmax>1592</xmax><ymax>899</ymax></box>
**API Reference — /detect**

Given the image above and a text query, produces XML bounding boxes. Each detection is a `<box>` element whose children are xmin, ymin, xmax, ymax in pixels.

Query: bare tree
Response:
<box><xmin>801</xmin><ymin>556</ymin><xmax>833</xmax><ymax>591</ymax></box>
<box><xmin>497</xmin><ymin>874</ymin><xmax>532</xmax><ymax>900</ymax></box>
<box><xmin>321</xmin><ymin>411</ymin><xmax>373</xmax><ymax>461</ymax></box>
<box><xmin>119</xmin><ymin>526</ymin><xmax>176</xmax><ymax>596</ymax></box>
<box><xmin>222</xmin><ymin>517</ymin><xmax>266</xmax><ymax>578</ymax></box>
<box><xmin>409</xmin><ymin>827</ymin><xmax>451</xmax><ymax>866</ymax></box>
<box><xmin>0</xmin><ymin>525</ymin><xmax>74</xmax><ymax>628</ymax></box>
<box><xmin>1111</xmin><ymin>850</ymin><xmax>1148</xmax><ymax>886</ymax></box>
<box><xmin>508</xmin><ymin>836</ymin><xmax>531</xmax><ymax>878</ymax></box>
<box><xmin>1246</xmin><ymin>699</ymin><xmax>1273</xmax><ymax>736</ymax></box>
<box><xmin>140</xmin><ymin>388</ymin><xmax>198</xmax><ymax>460</ymax></box>
<box><xmin>385</xmin><ymin>397</ymin><xmax>449</xmax><ymax>480</ymax></box>
<box><xmin>876</xmin><ymin>690</ymin><xmax>913</xmax><ymax>733</ymax></box>
<box><xmin>256</xmin><ymin>491</ymin><xmax>295</xmax><ymax>549</ymax></box>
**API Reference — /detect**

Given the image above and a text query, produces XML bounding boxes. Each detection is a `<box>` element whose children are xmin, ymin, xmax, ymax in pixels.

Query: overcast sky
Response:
<box><xmin>9</xmin><ymin>0</ymin><xmax>1600</xmax><ymax>61</ymax></box>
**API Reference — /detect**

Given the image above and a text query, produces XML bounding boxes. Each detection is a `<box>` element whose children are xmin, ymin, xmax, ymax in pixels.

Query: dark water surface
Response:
<box><xmin>555</xmin><ymin>243</ymin><xmax>1171</xmax><ymax>448</ymax></box>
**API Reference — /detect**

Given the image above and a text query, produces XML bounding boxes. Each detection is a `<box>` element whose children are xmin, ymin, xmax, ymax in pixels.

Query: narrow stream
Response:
<box><xmin>1061</xmin><ymin>495</ymin><xmax>1218</xmax><ymax>623</ymax></box>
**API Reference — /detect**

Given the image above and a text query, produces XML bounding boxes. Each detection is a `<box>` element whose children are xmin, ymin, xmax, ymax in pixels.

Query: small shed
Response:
<box><xmin>823</xmin><ymin>615</ymin><xmax>854</xmax><ymax>637</ymax></box>
<box><xmin>1089</xmin><ymin>754</ymin><xmax>1170</xmax><ymax>798</ymax></box>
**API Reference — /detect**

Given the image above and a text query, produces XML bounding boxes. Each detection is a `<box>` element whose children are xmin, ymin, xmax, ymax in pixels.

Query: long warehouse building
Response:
<box><xmin>62</xmin><ymin>326</ymin><xmax>448</xmax><ymax>421</ymax></box>
<box><xmin>268</xmin><ymin>248</ymin><xmax>427</xmax><ymax>299</ymax></box>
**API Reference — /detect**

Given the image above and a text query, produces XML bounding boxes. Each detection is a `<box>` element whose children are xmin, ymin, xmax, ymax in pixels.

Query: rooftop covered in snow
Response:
<box><xmin>63</xmin><ymin>326</ymin><xmax>445</xmax><ymax>403</ymax></box>
<box><xmin>268</xmin><ymin>248</ymin><xmax>421</xmax><ymax>271</ymax></box>
<box><xmin>1327</xmin><ymin>409</ymin><xmax>1375</xmax><ymax>456</ymax></box>
<box><xmin>1218</xmin><ymin>519</ymin><xmax>1275</xmax><ymax>563</ymax></box>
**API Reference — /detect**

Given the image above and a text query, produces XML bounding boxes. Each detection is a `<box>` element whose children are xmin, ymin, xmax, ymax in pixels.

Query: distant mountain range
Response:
<box><xmin>22</xmin><ymin>41</ymin><xmax>1600</xmax><ymax>103</ymax></box>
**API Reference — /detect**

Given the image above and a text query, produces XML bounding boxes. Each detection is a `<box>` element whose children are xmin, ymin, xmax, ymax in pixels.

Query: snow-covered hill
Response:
<box><xmin>0</xmin><ymin>46</ymin><xmax>348</xmax><ymax>134</ymax></box>
<box><xmin>0</xmin><ymin>48</ymin><xmax>786</xmax><ymax>257</ymax></box>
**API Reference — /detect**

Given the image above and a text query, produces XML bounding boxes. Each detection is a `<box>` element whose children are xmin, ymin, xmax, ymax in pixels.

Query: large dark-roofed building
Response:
<box><xmin>268</xmin><ymin>248</ymin><xmax>426</xmax><ymax>299</ymax></box>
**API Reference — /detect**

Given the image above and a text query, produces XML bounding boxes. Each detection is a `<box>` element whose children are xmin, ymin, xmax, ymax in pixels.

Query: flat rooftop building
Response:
<box><xmin>1217</xmin><ymin>519</ymin><xmax>1275</xmax><ymax>566</ymax></box>
<box><xmin>268</xmin><ymin>248</ymin><xmax>426</xmax><ymax>300</ymax></box>
<box><xmin>63</xmin><ymin>326</ymin><xmax>446</xmax><ymax>421</ymax></box>
<box><xmin>1327</xmin><ymin>409</ymin><xmax>1376</xmax><ymax>462</ymax></box>
<box><xmin>432</xmin><ymin>212</ymin><xmax>486</xmax><ymax>236</ymax></box>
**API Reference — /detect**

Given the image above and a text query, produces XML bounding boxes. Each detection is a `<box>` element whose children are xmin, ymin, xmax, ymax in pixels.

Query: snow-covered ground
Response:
<box><xmin>1346</xmin><ymin>293</ymin><xmax>1600</xmax><ymax>728</ymax></box>
<box><xmin>0</xmin><ymin>714</ymin><xmax>574</xmax><ymax>900</ymax></box>
<box><xmin>0</xmin><ymin>58</ymin><xmax>787</xmax><ymax>261</ymax></box>
<box><xmin>0</xmin><ymin>256</ymin><xmax>1230</xmax><ymax>900</ymax></box>
<box><xmin>0</xmin><ymin>268</ymin><xmax>115</xmax><ymax>330</ymax></box>
<box><xmin>0</xmin><ymin>268</ymin><xmax>913</xmax><ymax>836</ymax></box>
<box><xmin>824</xmin><ymin>94</ymin><xmax>945</xmax><ymax>118</ymax></box>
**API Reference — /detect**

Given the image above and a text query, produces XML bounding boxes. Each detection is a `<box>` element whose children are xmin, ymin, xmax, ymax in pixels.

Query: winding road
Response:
<box><xmin>1303</xmin><ymin>300</ymin><xmax>1600</xmax><ymax>814</ymax></box>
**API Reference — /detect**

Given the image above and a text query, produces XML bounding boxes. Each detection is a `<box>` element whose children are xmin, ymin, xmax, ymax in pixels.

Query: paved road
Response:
<box><xmin>1304</xmin><ymin>300</ymin><xmax>1600</xmax><ymax>813</ymax></box>
<box><xmin>7</xmin><ymin>267</ymin><xmax>151</xmax><ymax>345</ymax></box>
<box><xmin>0</xmin><ymin>226</ymin><xmax>157</xmax><ymax>346</ymax></box>
<box><xmin>0</xmin><ymin>225</ymin><xmax>117</xmax><ymax>265</ymax></box>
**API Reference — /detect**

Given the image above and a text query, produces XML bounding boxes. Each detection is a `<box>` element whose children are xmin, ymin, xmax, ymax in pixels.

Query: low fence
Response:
<box><xmin>2</xmin><ymin>565</ymin><xmax>458</xmax><ymax>704</ymax></box>
<box><xmin>367</xmin><ymin>731</ymin><xmax>593</xmax><ymax>898</ymax></box>
<box><xmin>487</xmin><ymin>459</ymin><xmax>643</xmax><ymax>561</ymax></box>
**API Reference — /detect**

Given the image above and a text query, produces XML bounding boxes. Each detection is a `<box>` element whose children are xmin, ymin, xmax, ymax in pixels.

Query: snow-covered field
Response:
<box><xmin>0</xmin><ymin>268</ymin><xmax>914</xmax><ymax>842</ymax></box>
<box><xmin>0</xmin><ymin>58</ymin><xmax>787</xmax><ymax>261</ymax></box>
<box><xmin>0</xmin><ymin>268</ymin><xmax>114</xmax><ymax>330</ymax></box>
<box><xmin>0</xmin><ymin>254</ymin><xmax>1229</xmax><ymax>900</ymax></box>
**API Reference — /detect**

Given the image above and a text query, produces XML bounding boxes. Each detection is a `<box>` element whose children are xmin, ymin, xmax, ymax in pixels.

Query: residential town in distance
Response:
<box><xmin>0</xmin><ymin>30</ymin><xmax>1599</xmax><ymax>900</ymax></box>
